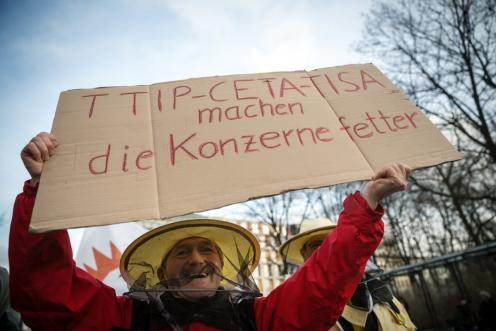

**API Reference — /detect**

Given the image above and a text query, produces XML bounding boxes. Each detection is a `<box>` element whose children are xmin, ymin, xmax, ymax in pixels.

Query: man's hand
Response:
<box><xmin>361</xmin><ymin>163</ymin><xmax>411</xmax><ymax>209</ymax></box>
<box><xmin>21</xmin><ymin>132</ymin><xmax>58</xmax><ymax>186</ymax></box>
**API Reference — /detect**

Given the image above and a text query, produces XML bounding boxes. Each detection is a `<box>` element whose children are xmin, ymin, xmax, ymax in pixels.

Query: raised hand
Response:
<box><xmin>360</xmin><ymin>163</ymin><xmax>411</xmax><ymax>209</ymax></box>
<box><xmin>21</xmin><ymin>132</ymin><xmax>58</xmax><ymax>186</ymax></box>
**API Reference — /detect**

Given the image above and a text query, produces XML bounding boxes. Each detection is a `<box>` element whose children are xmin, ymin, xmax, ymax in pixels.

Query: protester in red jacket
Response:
<box><xmin>9</xmin><ymin>132</ymin><xmax>410</xmax><ymax>330</ymax></box>
<box><xmin>280</xmin><ymin>218</ymin><xmax>416</xmax><ymax>331</ymax></box>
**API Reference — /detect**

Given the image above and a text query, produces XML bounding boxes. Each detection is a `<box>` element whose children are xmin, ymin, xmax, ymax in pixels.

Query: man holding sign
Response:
<box><xmin>10</xmin><ymin>131</ymin><xmax>410</xmax><ymax>330</ymax></box>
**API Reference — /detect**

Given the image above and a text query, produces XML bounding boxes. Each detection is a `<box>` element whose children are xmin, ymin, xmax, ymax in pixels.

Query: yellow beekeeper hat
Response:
<box><xmin>279</xmin><ymin>218</ymin><xmax>336</xmax><ymax>265</ymax></box>
<box><xmin>120</xmin><ymin>218</ymin><xmax>261</xmax><ymax>290</ymax></box>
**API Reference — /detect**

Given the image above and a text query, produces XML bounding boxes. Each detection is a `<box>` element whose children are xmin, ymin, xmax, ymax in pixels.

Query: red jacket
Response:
<box><xmin>9</xmin><ymin>182</ymin><xmax>384</xmax><ymax>330</ymax></box>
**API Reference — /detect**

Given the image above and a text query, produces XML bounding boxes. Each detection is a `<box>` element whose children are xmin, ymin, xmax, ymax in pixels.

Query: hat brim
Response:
<box><xmin>342</xmin><ymin>304</ymin><xmax>368</xmax><ymax>327</ymax></box>
<box><xmin>120</xmin><ymin>219</ymin><xmax>260</xmax><ymax>290</ymax></box>
<box><xmin>279</xmin><ymin>226</ymin><xmax>336</xmax><ymax>265</ymax></box>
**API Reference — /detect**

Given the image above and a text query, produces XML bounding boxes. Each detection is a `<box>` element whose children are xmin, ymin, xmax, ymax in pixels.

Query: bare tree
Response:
<box><xmin>300</xmin><ymin>183</ymin><xmax>362</xmax><ymax>222</ymax></box>
<box><xmin>240</xmin><ymin>190</ymin><xmax>317</xmax><ymax>273</ymax></box>
<box><xmin>357</xmin><ymin>0</ymin><xmax>496</xmax><ymax>257</ymax></box>
<box><xmin>241</xmin><ymin>191</ymin><xmax>310</xmax><ymax>251</ymax></box>
<box><xmin>359</xmin><ymin>0</ymin><xmax>496</xmax><ymax>160</ymax></box>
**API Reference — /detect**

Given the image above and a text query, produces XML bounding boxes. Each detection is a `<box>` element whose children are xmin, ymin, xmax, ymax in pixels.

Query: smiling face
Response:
<box><xmin>161</xmin><ymin>237</ymin><xmax>223</xmax><ymax>301</ymax></box>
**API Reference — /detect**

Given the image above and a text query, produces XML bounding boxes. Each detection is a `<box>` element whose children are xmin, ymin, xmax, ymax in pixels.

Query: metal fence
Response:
<box><xmin>380</xmin><ymin>241</ymin><xmax>496</xmax><ymax>330</ymax></box>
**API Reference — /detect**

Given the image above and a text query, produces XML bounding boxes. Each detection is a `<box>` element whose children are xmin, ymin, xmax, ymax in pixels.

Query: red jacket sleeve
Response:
<box><xmin>9</xmin><ymin>182</ymin><xmax>133</xmax><ymax>331</ymax></box>
<box><xmin>254</xmin><ymin>192</ymin><xmax>384</xmax><ymax>331</ymax></box>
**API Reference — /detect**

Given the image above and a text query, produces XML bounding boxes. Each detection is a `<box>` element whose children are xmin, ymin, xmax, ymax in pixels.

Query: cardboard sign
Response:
<box><xmin>30</xmin><ymin>64</ymin><xmax>462</xmax><ymax>232</ymax></box>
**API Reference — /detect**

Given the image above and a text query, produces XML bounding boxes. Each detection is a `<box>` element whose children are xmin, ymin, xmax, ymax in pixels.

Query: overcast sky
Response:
<box><xmin>0</xmin><ymin>0</ymin><xmax>375</xmax><ymax>267</ymax></box>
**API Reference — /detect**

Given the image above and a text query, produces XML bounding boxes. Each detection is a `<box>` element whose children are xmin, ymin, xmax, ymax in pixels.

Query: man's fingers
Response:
<box><xmin>39</xmin><ymin>133</ymin><xmax>54</xmax><ymax>148</ymax></box>
<box><xmin>42</xmin><ymin>132</ymin><xmax>59</xmax><ymax>146</ymax></box>
<box><xmin>32</xmin><ymin>137</ymin><xmax>50</xmax><ymax>161</ymax></box>
<box><xmin>20</xmin><ymin>132</ymin><xmax>58</xmax><ymax>180</ymax></box>
<box><xmin>21</xmin><ymin>132</ymin><xmax>59</xmax><ymax>162</ymax></box>
<box><xmin>23</xmin><ymin>142</ymin><xmax>42</xmax><ymax>162</ymax></box>
<box><xmin>39</xmin><ymin>133</ymin><xmax>58</xmax><ymax>156</ymax></box>
<box><xmin>380</xmin><ymin>177</ymin><xmax>406</xmax><ymax>190</ymax></box>
<box><xmin>396</xmin><ymin>163</ymin><xmax>410</xmax><ymax>179</ymax></box>
<box><xmin>363</xmin><ymin>163</ymin><xmax>411</xmax><ymax>206</ymax></box>
<box><xmin>372</xmin><ymin>167</ymin><xmax>391</xmax><ymax>180</ymax></box>
<box><xmin>374</xmin><ymin>164</ymin><xmax>408</xmax><ymax>190</ymax></box>
<box><xmin>373</xmin><ymin>163</ymin><xmax>411</xmax><ymax>181</ymax></box>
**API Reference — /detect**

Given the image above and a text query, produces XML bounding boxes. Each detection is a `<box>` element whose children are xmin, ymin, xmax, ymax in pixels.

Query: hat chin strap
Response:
<box><xmin>131</xmin><ymin>261</ymin><xmax>262</xmax><ymax>298</ymax></box>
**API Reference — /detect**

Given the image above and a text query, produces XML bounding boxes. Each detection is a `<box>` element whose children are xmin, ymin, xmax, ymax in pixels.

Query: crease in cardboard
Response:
<box><xmin>302</xmin><ymin>69</ymin><xmax>376</xmax><ymax>173</ymax></box>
